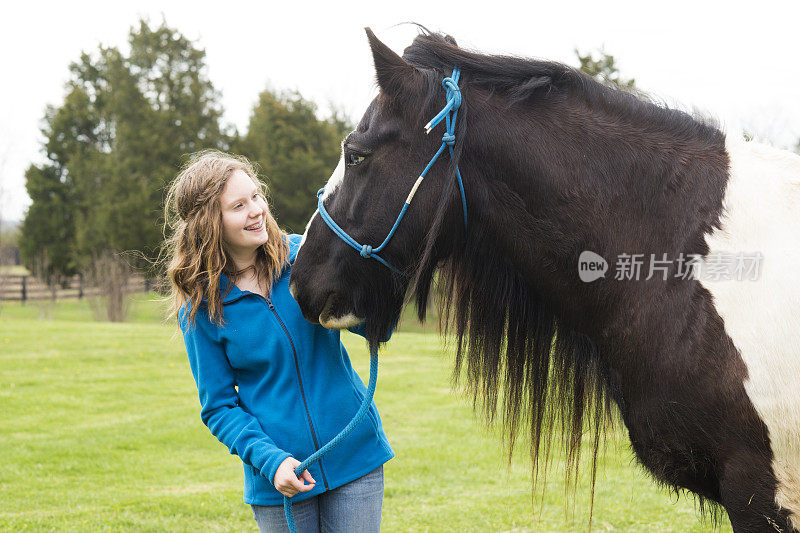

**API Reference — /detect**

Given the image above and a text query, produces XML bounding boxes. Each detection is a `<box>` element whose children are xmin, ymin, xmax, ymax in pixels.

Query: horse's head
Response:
<box><xmin>289</xmin><ymin>29</ymin><xmax>466</xmax><ymax>342</ymax></box>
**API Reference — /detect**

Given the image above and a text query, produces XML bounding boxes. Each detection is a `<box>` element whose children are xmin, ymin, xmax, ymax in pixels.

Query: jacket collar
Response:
<box><xmin>218</xmin><ymin>272</ymin><xmax>245</xmax><ymax>304</ymax></box>
<box><xmin>202</xmin><ymin>235</ymin><xmax>301</xmax><ymax>305</ymax></box>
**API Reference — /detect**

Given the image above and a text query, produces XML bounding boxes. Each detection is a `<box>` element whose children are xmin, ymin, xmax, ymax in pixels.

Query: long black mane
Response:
<box><xmin>396</xmin><ymin>30</ymin><xmax>726</xmax><ymax>513</ymax></box>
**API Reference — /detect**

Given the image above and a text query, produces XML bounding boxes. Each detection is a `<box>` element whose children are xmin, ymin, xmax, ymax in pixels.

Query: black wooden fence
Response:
<box><xmin>0</xmin><ymin>273</ymin><xmax>153</xmax><ymax>303</ymax></box>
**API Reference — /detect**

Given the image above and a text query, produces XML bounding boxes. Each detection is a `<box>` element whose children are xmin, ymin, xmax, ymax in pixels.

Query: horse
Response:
<box><xmin>289</xmin><ymin>28</ymin><xmax>800</xmax><ymax>532</ymax></box>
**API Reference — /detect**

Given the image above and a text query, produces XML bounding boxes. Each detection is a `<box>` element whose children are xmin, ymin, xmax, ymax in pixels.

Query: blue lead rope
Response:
<box><xmin>284</xmin><ymin>348</ymin><xmax>379</xmax><ymax>532</ymax></box>
<box><xmin>316</xmin><ymin>67</ymin><xmax>467</xmax><ymax>276</ymax></box>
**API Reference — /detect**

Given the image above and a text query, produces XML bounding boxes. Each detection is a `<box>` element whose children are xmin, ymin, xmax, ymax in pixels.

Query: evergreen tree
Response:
<box><xmin>18</xmin><ymin>164</ymin><xmax>76</xmax><ymax>281</ymax></box>
<box><xmin>18</xmin><ymin>84</ymin><xmax>94</xmax><ymax>279</ymax></box>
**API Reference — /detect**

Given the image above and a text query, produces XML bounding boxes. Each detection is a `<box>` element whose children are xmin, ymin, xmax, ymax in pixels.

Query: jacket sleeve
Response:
<box><xmin>179</xmin><ymin>304</ymin><xmax>292</xmax><ymax>485</ymax></box>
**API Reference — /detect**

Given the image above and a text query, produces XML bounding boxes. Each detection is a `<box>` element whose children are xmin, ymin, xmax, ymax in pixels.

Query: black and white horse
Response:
<box><xmin>290</xmin><ymin>28</ymin><xmax>800</xmax><ymax>531</ymax></box>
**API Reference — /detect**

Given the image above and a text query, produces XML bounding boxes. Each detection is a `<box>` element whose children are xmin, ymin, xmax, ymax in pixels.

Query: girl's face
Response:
<box><xmin>219</xmin><ymin>169</ymin><xmax>270</xmax><ymax>259</ymax></box>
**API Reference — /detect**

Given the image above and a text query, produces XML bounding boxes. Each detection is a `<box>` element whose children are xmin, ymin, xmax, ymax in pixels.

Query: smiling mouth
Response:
<box><xmin>245</xmin><ymin>220</ymin><xmax>264</xmax><ymax>231</ymax></box>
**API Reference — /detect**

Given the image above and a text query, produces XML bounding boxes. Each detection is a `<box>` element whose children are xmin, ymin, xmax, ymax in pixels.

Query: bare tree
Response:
<box><xmin>30</xmin><ymin>249</ymin><xmax>62</xmax><ymax>319</ymax></box>
<box><xmin>33</xmin><ymin>250</ymin><xmax>62</xmax><ymax>300</ymax></box>
<box><xmin>84</xmin><ymin>248</ymin><xmax>132</xmax><ymax>322</ymax></box>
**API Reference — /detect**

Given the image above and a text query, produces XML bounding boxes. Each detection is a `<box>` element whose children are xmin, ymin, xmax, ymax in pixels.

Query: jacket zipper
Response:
<box><xmin>264</xmin><ymin>297</ymin><xmax>330</xmax><ymax>491</ymax></box>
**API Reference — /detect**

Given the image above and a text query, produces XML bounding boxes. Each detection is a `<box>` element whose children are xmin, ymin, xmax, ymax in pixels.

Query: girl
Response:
<box><xmin>163</xmin><ymin>150</ymin><xmax>394</xmax><ymax>532</ymax></box>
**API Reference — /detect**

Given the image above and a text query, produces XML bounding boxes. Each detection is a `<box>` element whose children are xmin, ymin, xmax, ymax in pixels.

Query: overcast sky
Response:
<box><xmin>1</xmin><ymin>0</ymin><xmax>798</xmax><ymax>223</ymax></box>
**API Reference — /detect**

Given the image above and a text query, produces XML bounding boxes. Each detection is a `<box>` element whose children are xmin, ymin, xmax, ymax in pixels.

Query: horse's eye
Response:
<box><xmin>347</xmin><ymin>153</ymin><xmax>366</xmax><ymax>166</ymax></box>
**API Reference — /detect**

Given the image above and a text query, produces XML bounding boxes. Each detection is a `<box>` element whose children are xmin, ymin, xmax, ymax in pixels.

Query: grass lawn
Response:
<box><xmin>0</xmin><ymin>294</ymin><xmax>730</xmax><ymax>531</ymax></box>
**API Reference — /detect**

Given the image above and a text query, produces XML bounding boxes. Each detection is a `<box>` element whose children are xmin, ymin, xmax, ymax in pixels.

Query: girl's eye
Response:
<box><xmin>234</xmin><ymin>193</ymin><xmax>259</xmax><ymax>209</ymax></box>
<box><xmin>347</xmin><ymin>153</ymin><xmax>366</xmax><ymax>166</ymax></box>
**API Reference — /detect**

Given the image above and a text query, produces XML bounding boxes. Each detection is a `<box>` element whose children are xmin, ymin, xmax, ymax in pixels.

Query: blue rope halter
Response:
<box><xmin>316</xmin><ymin>67</ymin><xmax>468</xmax><ymax>276</ymax></box>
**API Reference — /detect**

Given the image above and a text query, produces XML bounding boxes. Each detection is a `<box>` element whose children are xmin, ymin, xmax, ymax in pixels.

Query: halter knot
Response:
<box><xmin>360</xmin><ymin>244</ymin><xmax>373</xmax><ymax>258</ymax></box>
<box><xmin>442</xmin><ymin>77</ymin><xmax>462</xmax><ymax>109</ymax></box>
<box><xmin>442</xmin><ymin>133</ymin><xmax>456</xmax><ymax>146</ymax></box>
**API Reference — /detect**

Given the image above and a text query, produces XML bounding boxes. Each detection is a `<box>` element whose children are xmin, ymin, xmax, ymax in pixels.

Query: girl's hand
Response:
<box><xmin>273</xmin><ymin>457</ymin><xmax>316</xmax><ymax>498</ymax></box>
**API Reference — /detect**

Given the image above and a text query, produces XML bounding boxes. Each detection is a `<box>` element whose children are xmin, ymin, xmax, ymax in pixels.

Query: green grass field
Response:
<box><xmin>0</xmin><ymin>294</ymin><xmax>731</xmax><ymax>531</ymax></box>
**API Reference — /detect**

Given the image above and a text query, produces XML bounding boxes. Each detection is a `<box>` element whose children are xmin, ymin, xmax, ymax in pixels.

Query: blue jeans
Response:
<box><xmin>251</xmin><ymin>466</ymin><xmax>384</xmax><ymax>532</ymax></box>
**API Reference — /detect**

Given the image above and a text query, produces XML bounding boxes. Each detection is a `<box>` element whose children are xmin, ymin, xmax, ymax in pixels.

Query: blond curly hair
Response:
<box><xmin>162</xmin><ymin>149</ymin><xmax>289</xmax><ymax>328</ymax></box>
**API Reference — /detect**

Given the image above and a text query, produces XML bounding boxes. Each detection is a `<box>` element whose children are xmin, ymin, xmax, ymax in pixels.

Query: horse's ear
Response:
<box><xmin>365</xmin><ymin>27</ymin><xmax>422</xmax><ymax>97</ymax></box>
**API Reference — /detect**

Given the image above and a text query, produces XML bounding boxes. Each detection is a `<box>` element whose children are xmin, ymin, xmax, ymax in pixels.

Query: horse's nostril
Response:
<box><xmin>317</xmin><ymin>293</ymin><xmax>362</xmax><ymax>330</ymax></box>
<box><xmin>289</xmin><ymin>282</ymin><xmax>297</xmax><ymax>300</ymax></box>
<box><xmin>319</xmin><ymin>293</ymin><xmax>336</xmax><ymax>322</ymax></box>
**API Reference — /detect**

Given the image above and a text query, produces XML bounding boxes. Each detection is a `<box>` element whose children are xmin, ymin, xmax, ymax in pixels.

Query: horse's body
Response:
<box><xmin>290</xmin><ymin>29</ymin><xmax>800</xmax><ymax>531</ymax></box>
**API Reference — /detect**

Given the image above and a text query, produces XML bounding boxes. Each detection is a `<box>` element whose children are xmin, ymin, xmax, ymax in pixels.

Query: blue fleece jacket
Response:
<box><xmin>178</xmin><ymin>233</ymin><xmax>394</xmax><ymax>505</ymax></box>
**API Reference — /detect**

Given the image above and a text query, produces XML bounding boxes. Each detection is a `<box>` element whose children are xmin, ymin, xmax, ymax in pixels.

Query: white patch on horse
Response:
<box><xmin>320</xmin><ymin>313</ymin><xmax>362</xmax><ymax>330</ymax></box>
<box><xmin>297</xmin><ymin>146</ymin><xmax>346</xmax><ymax>256</ymax></box>
<box><xmin>699</xmin><ymin>138</ymin><xmax>800</xmax><ymax>528</ymax></box>
<box><xmin>320</xmin><ymin>153</ymin><xmax>346</xmax><ymax>203</ymax></box>
<box><xmin>299</xmin><ymin>209</ymin><xmax>318</xmax><ymax>250</ymax></box>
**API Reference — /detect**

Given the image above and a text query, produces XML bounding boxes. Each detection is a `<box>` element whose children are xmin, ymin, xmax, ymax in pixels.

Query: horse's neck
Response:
<box><xmin>466</xmin><ymin>93</ymin><xmax>729</xmax><ymax>358</ymax></box>
<box><xmin>468</xmin><ymin>91</ymin><xmax>727</xmax><ymax>216</ymax></box>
